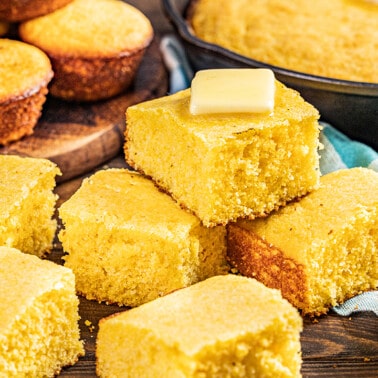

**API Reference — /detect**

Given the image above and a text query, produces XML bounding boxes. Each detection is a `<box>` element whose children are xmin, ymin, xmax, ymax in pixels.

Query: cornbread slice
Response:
<box><xmin>19</xmin><ymin>0</ymin><xmax>153</xmax><ymax>101</ymax></box>
<box><xmin>125</xmin><ymin>82</ymin><xmax>320</xmax><ymax>226</ymax></box>
<box><xmin>227</xmin><ymin>168</ymin><xmax>378</xmax><ymax>316</ymax></box>
<box><xmin>0</xmin><ymin>39</ymin><xmax>53</xmax><ymax>145</ymax></box>
<box><xmin>0</xmin><ymin>155</ymin><xmax>61</xmax><ymax>257</ymax></box>
<box><xmin>59</xmin><ymin>169</ymin><xmax>228</xmax><ymax>307</ymax></box>
<box><xmin>0</xmin><ymin>247</ymin><xmax>84</xmax><ymax>377</ymax></box>
<box><xmin>96</xmin><ymin>275</ymin><xmax>303</xmax><ymax>378</ymax></box>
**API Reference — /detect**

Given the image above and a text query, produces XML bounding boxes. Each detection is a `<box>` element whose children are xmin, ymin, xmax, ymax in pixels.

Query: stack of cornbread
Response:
<box><xmin>95</xmin><ymin>68</ymin><xmax>376</xmax><ymax>376</ymax></box>
<box><xmin>1</xmin><ymin>62</ymin><xmax>377</xmax><ymax>376</ymax></box>
<box><xmin>0</xmin><ymin>0</ymin><xmax>153</xmax><ymax>145</ymax></box>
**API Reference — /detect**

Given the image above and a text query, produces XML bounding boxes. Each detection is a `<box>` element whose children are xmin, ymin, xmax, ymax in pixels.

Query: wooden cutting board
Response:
<box><xmin>0</xmin><ymin>38</ymin><xmax>168</xmax><ymax>182</ymax></box>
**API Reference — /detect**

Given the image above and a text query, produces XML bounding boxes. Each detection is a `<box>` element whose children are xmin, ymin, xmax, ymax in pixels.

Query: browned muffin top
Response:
<box><xmin>0</xmin><ymin>39</ymin><xmax>53</xmax><ymax>103</ymax></box>
<box><xmin>19</xmin><ymin>0</ymin><xmax>154</xmax><ymax>59</ymax></box>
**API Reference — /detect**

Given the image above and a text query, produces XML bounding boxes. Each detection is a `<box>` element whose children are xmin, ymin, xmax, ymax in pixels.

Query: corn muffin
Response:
<box><xmin>125</xmin><ymin>80</ymin><xmax>321</xmax><ymax>226</ymax></box>
<box><xmin>97</xmin><ymin>274</ymin><xmax>303</xmax><ymax>378</ymax></box>
<box><xmin>0</xmin><ymin>39</ymin><xmax>53</xmax><ymax>145</ymax></box>
<box><xmin>188</xmin><ymin>0</ymin><xmax>378</xmax><ymax>83</ymax></box>
<box><xmin>227</xmin><ymin>168</ymin><xmax>378</xmax><ymax>316</ymax></box>
<box><xmin>0</xmin><ymin>246</ymin><xmax>84</xmax><ymax>377</ymax></box>
<box><xmin>0</xmin><ymin>155</ymin><xmax>61</xmax><ymax>257</ymax></box>
<box><xmin>19</xmin><ymin>0</ymin><xmax>153</xmax><ymax>102</ymax></box>
<box><xmin>0</xmin><ymin>0</ymin><xmax>73</xmax><ymax>22</ymax></box>
<box><xmin>59</xmin><ymin>169</ymin><xmax>228</xmax><ymax>307</ymax></box>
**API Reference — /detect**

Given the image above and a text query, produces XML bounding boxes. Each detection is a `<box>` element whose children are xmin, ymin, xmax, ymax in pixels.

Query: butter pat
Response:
<box><xmin>189</xmin><ymin>68</ymin><xmax>275</xmax><ymax>115</ymax></box>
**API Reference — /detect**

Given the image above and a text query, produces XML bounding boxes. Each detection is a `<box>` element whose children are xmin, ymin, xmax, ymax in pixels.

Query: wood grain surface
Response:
<box><xmin>0</xmin><ymin>38</ymin><xmax>168</xmax><ymax>182</ymax></box>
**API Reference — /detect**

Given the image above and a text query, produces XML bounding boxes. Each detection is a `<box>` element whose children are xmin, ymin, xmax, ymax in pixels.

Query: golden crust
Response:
<box><xmin>0</xmin><ymin>39</ymin><xmax>53</xmax><ymax>103</ymax></box>
<box><xmin>48</xmin><ymin>48</ymin><xmax>146</xmax><ymax>102</ymax></box>
<box><xmin>0</xmin><ymin>86</ymin><xmax>48</xmax><ymax>145</ymax></box>
<box><xmin>227</xmin><ymin>223</ymin><xmax>311</xmax><ymax>315</ymax></box>
<box><xmin>18</xmin><ymin>0</ymin><xmax>154</xmax><ymax>58</ymax></box>
<box><xmin>0</xmin><ymin>0</ymin><xmax>74</xmax><ymax>22</ymax></box>
<box><xmin>0</xmin><ymin>39</ymin><xmax>52</xmax><ymax>144</ymax></box>
<box><xmin>19</xmin><ymin>0</ymin><xmax>153</xmax><ymax>101</ymax></box>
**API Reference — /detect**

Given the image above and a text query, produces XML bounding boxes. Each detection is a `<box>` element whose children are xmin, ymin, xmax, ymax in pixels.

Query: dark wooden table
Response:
<box><xmin>46</xmin><ymin>1</ymin><xmax>377</xmax><ymax>376</ymax></box>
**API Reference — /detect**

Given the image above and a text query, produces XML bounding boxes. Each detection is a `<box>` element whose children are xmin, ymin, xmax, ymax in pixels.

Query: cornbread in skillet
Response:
<box><xmin>189</xmin><ymin>0</ymin><xmax>378</xmax><ymax>83</ymax></box>
<box><xmin>0</xmin><ymin>0</ymin><xmax>73</xmax><ymax>22</ymax></box>
<box><xmin>0</xmin><ymin>39</ymin><xmax>53</xmax><ymax>145</ymax></box>
<box><xmin>227</xmin><ymin>168</ymin><xmax>378</xmax><ymax>316</ymax></box>
<box><xmin>125</xmin><ymin>80</ymin><xmax>320</xmax><ymax>226</ymax></box>
<box><xmin>0</xmin><ymin>155</ymin><xmax>61</xmax><ymax>257</ymax></box>
<box><xmin>96</xmin><ymin>275</ymin><xmax>303</xmax><ymax>378</ymax></box>
<box><xmin>59</xmin><ymin>169</ymin><xmax>228</xmax><ymax>307</ymax></box>
<box><xmin>0</xmin><ymin>247</ymin><xmax>84</xmax><ymax>377</ymax></box>
<box><xmin>19</xmin><ymin>0</ymin><xmax>153</xmax><ymax>101</ymax></box>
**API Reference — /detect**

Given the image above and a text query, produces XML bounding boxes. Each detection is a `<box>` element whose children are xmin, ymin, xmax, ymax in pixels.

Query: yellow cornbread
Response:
<box><xmin>19</xmin><ymin>0</ymin><xmax>153</xmax><ymax>101</ymax></box>
<box><xmin>96</xmin><ymin>274</ymin><xmax>303</xmax><ymax>378</ymax></box>
<box><xmin>125</xmin><ymin>81</ymin><xmax>320</xmax><ymax>226</ymax></box>
<box><xmin>0</xmin><ymin>155</ymin><xmax>61</xmax><ymax>257</ymax></box>
<box><xmin>227</xmin><ymin>168</ymin><xmax>378</xmax><ymax>316</ymax></box>
<box><xmin>0</xmin><ymin>247</ymin><xmax>84</xmax><ymax>377</ymax></box>
<box><xmin>59</xmin><ymin>169</ymin><xmax>228</xmax><ymax>307</ymax></box>
<box><xmin>0</xmin><ymin>39</ymin><xmax>53</xmax><ymax>145</ymax></box>
<box><xmin>189</xmin><ymin>0</ymin><xmax>378</xmax><ymax>83</ymax></box>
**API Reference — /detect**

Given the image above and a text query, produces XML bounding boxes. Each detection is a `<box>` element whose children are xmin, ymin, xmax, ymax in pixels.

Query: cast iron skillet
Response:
<box><xmin>162</xmin><ymin>0</ymin><xmax>378</xmax><ymax>150</ymax></box>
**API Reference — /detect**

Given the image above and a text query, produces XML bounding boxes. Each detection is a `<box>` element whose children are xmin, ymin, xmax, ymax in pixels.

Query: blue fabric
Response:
<box><xmin>160</xmin><ymin>35</ymin><xmax>378</xmax><ymax>316</ymax></box>
<box><xmin>320</xmin><ymin>123</ymin><xmax>378</xmax><ymax>174</ymax></box>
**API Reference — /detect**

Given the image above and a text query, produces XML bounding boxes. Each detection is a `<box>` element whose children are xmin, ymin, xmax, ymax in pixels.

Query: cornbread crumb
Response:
<box><xmin>96</xmin><ymin>275</ymin><xmax>303</xmax><ymax>377</ymax></box>
<box><xmin>125</xmin><ymin>82</ymin><xmax>320</xmax><ymax>226</ymax></box>
<box><xmin>0</xmin><ymin>155</ymin><xmax>61</xmax><ymax>257</ymax></box>
<box><xmin>0</xmin><ymin>247</ymin><xmax>84</xmax><ymax>377</ymax></box>
<box><xmin>59</xmin><ymin>169</ymin><xmax>228</xmax><ymax>307</ymax></box>
<box><xmin>227</xmin><ymin>168</ymin><xmax>378</xmax><ymax>315</ymax></box>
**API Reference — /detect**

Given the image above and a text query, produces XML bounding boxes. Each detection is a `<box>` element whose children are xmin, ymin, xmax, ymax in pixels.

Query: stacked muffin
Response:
<box><xmin>0</xmin><ymin>0</ymin><xmax>153</xmax><ymax>145</ymax></box>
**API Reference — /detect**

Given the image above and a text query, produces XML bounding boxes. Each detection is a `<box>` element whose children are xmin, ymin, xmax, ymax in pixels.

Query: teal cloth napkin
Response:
<box><xmin>160</xmin><ymin>35</ymin><xmax>378</xmax><ymax>316</ymax></box>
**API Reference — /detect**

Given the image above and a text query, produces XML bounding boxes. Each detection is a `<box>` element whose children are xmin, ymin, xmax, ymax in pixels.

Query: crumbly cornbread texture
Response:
<box><xmin>59</xmin><ymin>169</ymin><xmax>228</xmax><ymax>307</ymax></box>
<box><xmin>189</xmin><ymin>0</ymin><xmax>378</xmax><ymax>83</ymax></box>
<box><xmin>96</xmin><ymin>274</ymin><xmax>303</xmax><ymax>378</ymax></box>
<box><xmin>0</xmin><ymin>155</ymin><xmax>61</xmax><ymax>257</ymax></box>
<box><xmin>0</xmin><ymin>39</ymin><xmax>53</xmax><ymax>144</ymax></box>
<box><xmin>19</xmin><ymin>0</ymin><xmax>153</xmax><ymax>101</ymax></box>
<box><xmin>125</xmin><ymin>83</ymin><xmax>320</xmax><ymax>226</ymax></box>
<box><xmin>0</xmin><ymin>247</ymin><xmax>84</xmax><ymax>377</ymax></box>
<box><xmin>227</xmin><ymin>168</ymin><xmax>378</xmax><ymax>316</ymax></box>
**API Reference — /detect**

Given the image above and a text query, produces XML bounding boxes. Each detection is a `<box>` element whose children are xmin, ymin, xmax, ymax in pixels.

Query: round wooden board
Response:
<box><xmin>0</xmin><ymin>38</ymin><xmax>168</xmax><ymax>182</ymax></box>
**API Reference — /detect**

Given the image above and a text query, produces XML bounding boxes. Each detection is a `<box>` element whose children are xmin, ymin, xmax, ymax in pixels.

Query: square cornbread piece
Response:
<box><xmin>59</xmin><ymin>169</ymin><xmax>228</xmax><ymax>307</ymax></box>
<box><xmin>227</xmin><ymin>168</ymin><xmax>378</xmax><ymax>316</ymax></box>
<box><xmin>0</xmin><ymin>247</ymin><xmax>84</xmax><ymax>377</ymax></box>
<box><xmin>96</xmin><ymin>275</ymin><xmax>303</xmax><ymax>378</ymax></box>
<box><xmin>0</xmin><ymin>155</ymin><xmax>61</xmax><ymax>257</ymax></box>
<box><xmin>125</xmin><ymin>81</ymin><xmax>320</xmax><ymax>226</ymax></box>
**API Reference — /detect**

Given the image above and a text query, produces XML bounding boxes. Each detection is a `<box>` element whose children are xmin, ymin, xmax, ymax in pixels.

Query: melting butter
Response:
<box><xmin>189</xmin><ymin>68</ymin><xmax>275</xmax><ymax>115</ymax></box>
